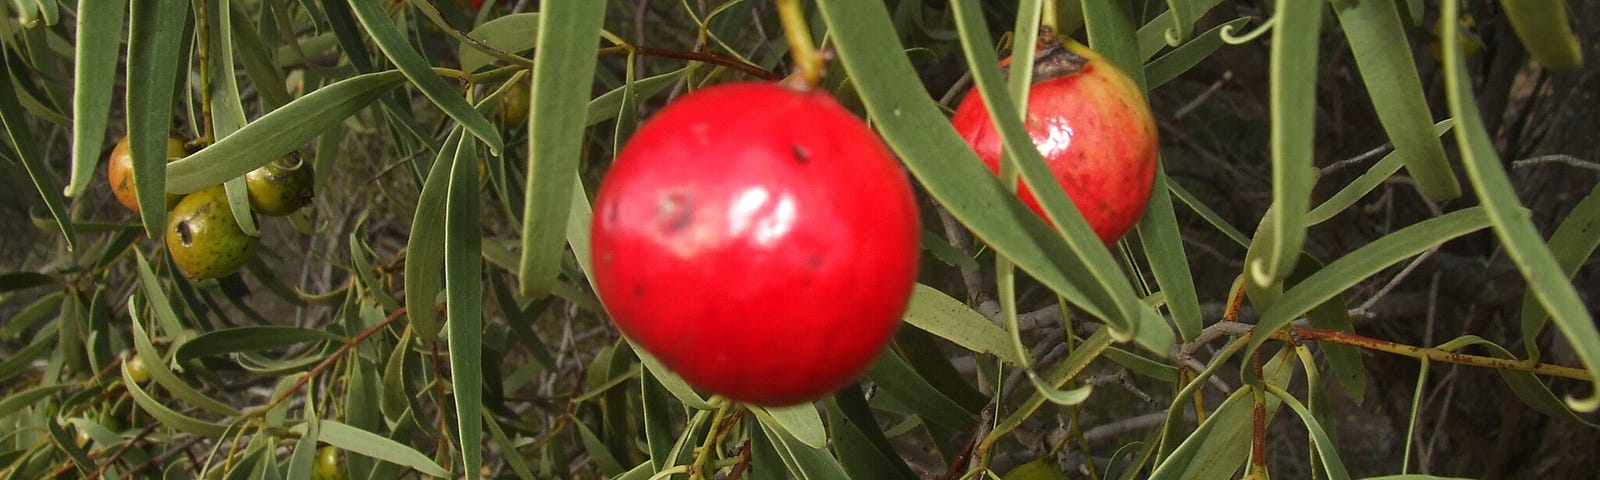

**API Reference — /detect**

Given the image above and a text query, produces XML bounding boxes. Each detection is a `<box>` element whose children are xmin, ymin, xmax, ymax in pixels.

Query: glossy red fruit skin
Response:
<box><xmin>591</xmin><ymin>82</ymin><xmax>921</xmax><ymax>407</ymax></box>
<box><xmin>950</xmin><ymin>42</ymin><xmax>1159</xmax><ymax>245</ymax></box>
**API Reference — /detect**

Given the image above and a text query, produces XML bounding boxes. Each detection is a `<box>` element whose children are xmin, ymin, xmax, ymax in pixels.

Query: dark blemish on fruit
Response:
<box><xmin>790</xmin><ymin>143</ymin><xmax>810</xmax><ymax>165</ymax></box>
<box><xmin>601</xmin><ymin>252</ymin><xmax>614</xmax><ymax>263</ymax></box>
<box><xmin>633</xmin><ymin>285</ymin><xmax>645</xmax><ymax>298</ymax></box>
<box><xmin>805</xmin><ymin>254</ymin><xmax>822</xmax><ymax>270</ymax></box>
<box><xmin>177</xmin><ymin>221</ymin><xmax>195</xmax><ymax>247</ymax></box>
<box><xmin>605</xmin><ymin>204</ymin><xmax>619</xmax><ymax>225</ymax></box>
<box><xmin>656</xmin><ymin>192</ymin><xmax>695</xmax><ymax>234</ymax></box>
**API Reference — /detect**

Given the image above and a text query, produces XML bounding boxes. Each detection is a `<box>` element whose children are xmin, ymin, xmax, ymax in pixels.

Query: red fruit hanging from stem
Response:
<box><xmin>951</xmin><ymin>33</ymin><xmax>1159</xmax><ymax>245</ymax></box>
<box><xmin>590</xmin><ymin>82</ymin><xmax>921</xmax><ymax>406</ymax></box>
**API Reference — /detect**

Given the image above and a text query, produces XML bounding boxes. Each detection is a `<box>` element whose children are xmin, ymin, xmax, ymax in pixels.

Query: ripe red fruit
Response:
<box><xmin>591</xmin><ymin>82</ymin><xmax>921</xmax><ymax>406</ymax></box>
<box><xmin>951</xmin><ymin>38</ymin><xmax>1159</xmax><ymax>245</ymax></box>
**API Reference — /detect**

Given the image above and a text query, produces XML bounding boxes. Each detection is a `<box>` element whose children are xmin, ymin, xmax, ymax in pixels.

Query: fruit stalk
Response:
<box><xmin>776</xmin><ymin>0</ymin><xmax>824</xmax><ymax>88</ymax></box>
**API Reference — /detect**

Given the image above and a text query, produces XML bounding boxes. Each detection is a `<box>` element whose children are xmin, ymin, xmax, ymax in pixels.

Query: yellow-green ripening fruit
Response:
<box><xmin>245</xmin><ymin>155</ymin><xmax>314</xmax><ymax>216</ymax></box>
<box><xmin>165</xmin><ymin>186</ymin><xmax>258</xmax><ymax>279</ymax></box>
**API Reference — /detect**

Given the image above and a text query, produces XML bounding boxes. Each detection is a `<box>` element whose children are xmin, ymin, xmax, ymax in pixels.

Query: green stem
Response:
<box><xmin>776</xmin><ymin>0</ymin><xmax>824</xmax><ymax>88</ymax></box>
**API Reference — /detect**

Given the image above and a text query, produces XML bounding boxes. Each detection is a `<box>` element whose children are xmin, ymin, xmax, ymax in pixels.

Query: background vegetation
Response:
<box><xmin>1</xmin><ymin>0</ymin><xmax>1597</xmax><ymax>478</ymax></box>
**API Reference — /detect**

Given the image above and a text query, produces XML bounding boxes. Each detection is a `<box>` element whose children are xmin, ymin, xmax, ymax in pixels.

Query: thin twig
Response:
<box><xmin>1511</xmin><ymin>154</ymin><xmax>1600</xmax><ymax>172</ymax></box>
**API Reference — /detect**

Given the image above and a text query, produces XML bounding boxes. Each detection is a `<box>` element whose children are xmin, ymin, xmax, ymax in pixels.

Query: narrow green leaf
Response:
<box><xmin>1138</xmin><ymin>171</ymin><xmax>1203</xmax><ymax>341</ymax></box>
<box><xmin>1145</xmin><ymin>17</ymin><xmax>1251</xmax><ymax>89</ymax></box>
<box><xmin>517</xmin><ymin>0</ymin><xmax>606</xmax><ymax>297</ymax></box>
<box><xmin>639</xmin><ymin>370</ymin><xmax>674</xmax><ymax>472</ymax></box>
<box><xmin>229</xmin><ymin>6</ymin><xmax>292</xmax><ymax>111</ymax></box>
<box><xmin>132</xmin><ymin>251</ymin><xmax>184</xmax><ymax>336</ymax></box>
<box><xmin>752</xmin><ymin>409</ymin><xmax>853</xmax><ymax>480</ymax></box>
<box><xmin>346</xmin><ymin>0</ymin><xmax>501</xmax><ymax>151</ymax></box>
<box><xmin>570</xmin><ymin>414</ymin><xmax>627</xmax><ymax>476</ymax></box>
<box><xmin>174</xmin><ymin>326</ymin><xmax>341</xmax><ymax>360</ymax></box>
<box><xmin>128</xmin><ymin>311</ymin><xmax>242</xmax><ymax>417</ymax></box>
<box><xmin>167</xmin><ymin>71</ymin><xmax>406</xmax><ymax>193</ymax></box>
<box><xmin>1149</xmin><ymin>348</ymin><xmax>1296</xmax><ymax>480</ymax></box>
<box><xmin>1082</xmin><ymin>0</ymin><xmax>1140</xmax><ymax>75</ymax></box>
<box><xmin>204</xmin><ymin>0</ymin><xmax>260</xmax><ymax>236</ymax></box>
<box><xmin>1003</xmin><ymin>458</ymin><xmax>1069</xmax><ymax>480</ymax></box>
<box><xmin>0</xmin><ymin>52</ymin><xmax>73</xmax><ymax>249</ymax></box>
<box><xmin>1263</xmin><ymin>383</ymin><xmax>1353</xmax><ymax>480</ymax></box>
<box><xmin>0</xmin><ymin>335</ymin><xmax>53</xmax><ymax>385</ymax></box>
<box><xmin>1250</xmin><ymin>1</ymin><xmax>1320</xmax><ymax>289</ymax></box>
<box><xmin>1308</xmin><ymin>121</ymin><xmax>1454</xmax><ymax>226</ymax></box>
<box><xmin>0</xmin><ymin>272</ymin><xmax>57</xmax><ymax>292</ymax></box>
<box><xmin>1249</xmin><ymin>207</ymin><xmax>1491</xmax><ymax>357</ymax></box>
<box><xmin>120</xmin><ymin>354</ymin><xmax>232</xmax><ymax>437</ymax></box>
<box><xmin>903</xmin><ymin>284</ymin><xmax>1025</xmax><ymax>365</ymax></box>
<box><xmin>446</xmin><ymin>134</ymin><xmax>485</xmax><ymax>480</ymax></box>
<box><xmin>302</xmin><ymin>420</ymin><xmax>450</xmax><ymax>477</ymax></box>
<box><xmin>866</xmin><ymin>348</ymin><xmax>974</xmax><ymax>431</ymax></box>
<box><xmin>125</xmin><ymin>0</ymin><xmax>189</xmax><ymax>236</ymax></box>
<box><xmin>1496</xmin><ymin>0</ymin><xmax>1583</xmax><ymax>70</ymax></box>
<box><xmin>827</xmin><ymin>387</ymin><xmax>918</xmax><ymax>480</ymax></box>
<box><xmin>404</xmin><ymin>129</ymin><xmax>463</xmax><ymax>342</ymax></box>
<box><xmin>1333</xmin><ymin>0</ymin><xmax>1460</xmax><ymax>202</ymax></box>
<box><xmin>585</xmin><ymin>69</ymin><xmax>684</xmax><ymax>127</ymax></box>
<box><xmin>992</xmin><ymin>328</ymin><xmax>1112</xmax><ymax>437</ymax></box>
<box><xmin>484</xmin><ymin>411</ymin><xmax>539</xmax><ymax>480</ymax></box>
<box><xmin>458</xmin><ymin>13</ymin><xmax>539</xmax><ymax>73</ymax></box>
<box><xmin>1520</xmin><ymin>181</ymin><xmax>1600</xmax><ymax>354</ymax></box>
<box><xmin>752</xmin><ymin>404</ymin><xmax>827</xmax><ymax>450</ymax></box>
<box><xmin>1443</xmin><ymin>0</ymin><xmax>1600</xmax><ymax>412</ymax></box>
<box><xmin>0</xmin><ymin>385</ymin><xmax>67</xmax><ymax>418</ymax></box>
<box><xmin>1170</xmin><ymin>181</ymin><xmax>1250</xmax><ymax>246</ymax></box>
<box><xmin>67</xmin><ymin>0</ymin><xmax>128</xmax><ymax>198</ymax></box>
<box><xmin>1135</xmin><ymin>0</ymin><xmax>1226</xmax><ymax>60</ymax></box>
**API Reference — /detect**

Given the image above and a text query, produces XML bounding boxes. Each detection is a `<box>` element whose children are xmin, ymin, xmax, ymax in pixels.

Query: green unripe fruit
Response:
<box><xmin>165</xmin><ymin>186</ymin><xmax>258</xmax><ymax>279</ymax></box>
<box><xmin>245</xmin><ymin>155</ymin><xmax>314</xmax><ymax>216</ymax></box>
<box><xmin>312</xmin><ymin>445</ymin><xmax>348</xmax><ymax>480</ymax></box>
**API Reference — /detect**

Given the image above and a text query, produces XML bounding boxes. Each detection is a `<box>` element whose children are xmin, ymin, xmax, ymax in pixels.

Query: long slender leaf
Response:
<box><xmin>1249</xmin><ymin>207</ymin><xmax>1491</xmax><ymax>357</ymax></box>
<box><xmin>66</xmin><ymin>0</ymin><xmax>127</xmax><ymax>198</ymax></box>
<box><xmin>1307</xmin><ymin>121</ymin><xmax>1454</xmax><ymax>226</ymax></box>
<box><xmin>517</xmin><ymin>0</ymin><xmax>606</xmax><ymax>297</ymax></box>
<box><xmin>1442</xmin><ymin>0</ymin><xmax>1600</xmax><ymax>412</ymax></box>
<box><xmin>446</xmin><ymin>134</ymin><xmax>485</xmax><ymax>480</ymax></box>
<box><xmin>125</xmin><ymin>0</ymin><xmax>189</xmax><ymax>236</ymax></box>
<box><xmin>303</xmin><ymin>420</ymin><xmax>450</xmax><ymax>477</ymax></box>
<box><xmin>1145</xmin><ymin>17</ymin><xmax>1250</xmax><ymax>89</ymax></box>
<box><xmin>174</xmin><ymin>326</ymin><xmax>341</xmax><ymax>360</ymax></box>
<box><xmin>1333</xmin><ymin>0</ymin><xmax>1460</xmax><ymax>202</ymax></box>
<box><xmin>1265</xmin><ymin>381</ymin><xmax>1353</xmax><ymax>480</ymax></box>
<box><xmin>167</xmin><ymin>71</ymin><xmax>406</xmax><ymax>192</ymax></box>
<box><xmin>0</xmin><ymin>49</ymin><xmax>73</xmax><ymax>249</ymax></box>
<box><xmin>1149</xmin><ymin>348</ymin><xmax>1296</xmax><ymax>480</ymax></box>
<box><xmin>903</xmin><ymin>284</ymin><xmax>1024</xmax><ymax>365</ymax></box>
<box><xmin>752</xmin><ymin>408</ymin><xmax>853</xmax><ymax>480</ymax></box>
<box><xmin>1520</xmin><ymin>181</ymin><xmax>1600</xmax><ymax>354</ymax></box>
<box><xmin>1250</xmin><ymin>1</ymin><xmax>1320</xmax><ymax>290</ymax></box>
<box><xmin>1496</xmin><ymin>0</ymin><xmax>1583</xmax><ymax>70</ymax></box>
<box><xmin>205</xmin><ymin>0</ymin><xmax>260</xmax><ymax>236</ymax></box>
<box><xmin>458</xmin><ymin>13</ymin><xmax>539</xmax><ymax>74</ymax></box>
<box><xmin>346</xmin><ymin>0</ymin><xmax>502</xmax><ymax>151</ymax></box>
<box><xmin>404</xmin><ymin>129</ymin><xmax>463</xmax><ymax>342</ymax></box>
